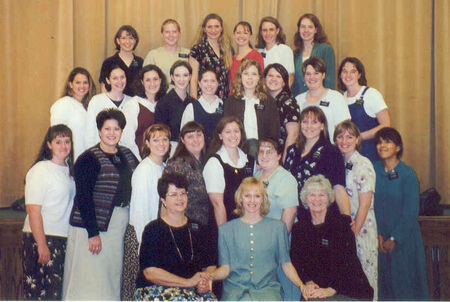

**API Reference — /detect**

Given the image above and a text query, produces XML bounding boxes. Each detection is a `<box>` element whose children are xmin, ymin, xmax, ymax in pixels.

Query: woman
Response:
<box><xmin>85</xmin><ymin>64</ymin><xmax>132</xmax><ymax>149</ymax></box>
<box><xmin>291</xmin><ymin>175</ymin><xmax>374</xmax><ymax>300</ymax></box>
<box><xmin>229</xmin><ymin>21</ymin><xmax>264</xmax><ymax>90</ymax></box>
<box><xmin>122</xmin><ymin>124</ymin><xmax>171</xmax><ymax>300</ymax></box>
<box><xmin>224</xmin><ymin>59</ymin><xmax>280</xmax><ymax>157</ymax></box>
<box><xmin>292</xmin><ymin>13</ymin><xmax>335</xmax><ymax>96</ymax></box>
<box><xmin>99</xmin><ymin>25</ymin><xmax>143</xmax><ymax>96</ymax></box>
<box><xmin>264</xmin><ymin>63</ymin><xmax>301</xmax><ymax>159</ymax></box>
<box><xmin>143</xmin><ymin>19</ymin><xmax>190</xmax><ymax>82</ymax></box>
<box><xmin>334</xmin><ymin>121</ymin><xmax>378</xmax><ymax>298</ymax></box>
<box><xmin>256</xmin><ymin>16</ymin><xmax>294</xmax><ymax>86</ymax></box>
<box><xmin>255</xmin><ymin>139</ymin><xmax>299</xmax><ymax>301</ymax></box>
<box><xmin>164</xmin><ymin>122</ymin><xmax>210</xmax><ymax>226</ymax></box>
<box><xmin>63</xmin><ymin>108</ymin><xmax>139</xmax><ymax>300</ymax></box>
<box><xmin>189</xmin><ymin>13</ymin><xmax>232</xmax><ymax>100</ymax></box>
<box><xmin>212</xmin><ymin>177</ymin><xmax>306</xmax><ymax>301</ymax></box>
<box><xmin>373</xmin><ymin>127</ymin><xmax>429</xmax><ymax>300</ymax></box>
<box><xmin>203</xmin><ymin>116</ymin><xmax>255</xmax><ymax>227</ymax></box>
<box><xmin>135</xmin><ymin>173</ymin><xmax>217</xmax><ymax>301</ymax></box>
<box><xmin>284</xmin><ymin>106</ymin><xmax>350</xmax><ymax>219</ymax></box>
<box><xmin>22</xmin><ymin>125</ymin><xmax>75</xmax><ymax>300</ymax></box>
<box><xmin>295</xmin><ymin>57</ymin><xmax>350</xmax><ymax>141</ymax></box>
<box><xmin>180</xmin><ymin>69</ymin><xmax>223</xmax><ymax>144</ymax></box>
<box><xmin>122</xmin><ymin>65</ymin><xmax>168</xmax><ymax>159</ymax></box>
<box><xmin>155</xmin><ymin>60</ymin><xmax>195</xmax><ymax>149</ymax></box>
<box><xmin>50</xmin><ymin>67</ymin><xmax>96</xmax><ymax>160</ymax></box>
<box><xmin>338</xmin><ymin>57</ymin><xmax>391</xmax><ymax>161</ymax></box>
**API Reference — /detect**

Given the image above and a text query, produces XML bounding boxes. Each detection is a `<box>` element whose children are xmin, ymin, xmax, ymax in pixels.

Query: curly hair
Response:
<box><xmin>293</xmin><ymin>13</ymin><xmax>329</xmax><ymax>57</ymax></box>
<box><xmin>231</xmin><ymin>59</ymin><xmax>266</xmax><ymax>101</ymax></box>
<box><xmin>133</xmin><ymin>64</ymin><xmax>167</xmax><ymax>101</ymax></box>
<box><xmin>300</xmin><ymin>174</ymin><xmax>335</xmax><ymax>209</ymax></box>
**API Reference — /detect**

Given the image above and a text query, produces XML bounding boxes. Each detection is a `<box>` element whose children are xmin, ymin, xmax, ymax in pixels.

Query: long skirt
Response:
<box><xmin>22</xmin><ymin>232</ymin><xmax>67</xmax><ymax>300</ymax></box>
<box><xmin>135</xmin><ymin>285</ymin><xmax>217</xmax><ymax>301</ymax></box>
<box><xmin>63</xmin><ymin>206</ymin><xmax>129</xmax><ymax>300</ymax></box>
<box><xmin>121</xmin><ymin>224</ymin><xmax>139</xmax><ymax>301</ymax></box>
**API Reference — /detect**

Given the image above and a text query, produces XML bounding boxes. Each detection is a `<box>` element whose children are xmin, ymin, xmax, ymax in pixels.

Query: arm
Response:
<box><xmin>211</xmin><ymin>265</ymin><xmax>230</xmax><ymax>281</ymax></box>
<box><xmin>143</xmin><ymin>267</ymin><xmax>203</xmax><ymax>288</ymax></box>
<box><xmin>26</xmin><ymin>205</ymin><xmax>50</xmax><ymax>264</ymax></box>
<box><xmin>282</xmin><ymin>262</ymin><xmax>307</xmax><ymax>298</ymax></box>
<box><xmin>361</xmin><ymin>108</ymin><xmax>391</xmax><ymax>141</ymax></box>
<box><xmin>50</xmin><ymin>99</ymin><xmax>69</xmax><ymax>125</ymax></box>
<box><xmin>208</xmin><ymin>193</ymin><xmax>227</xmax><ymax>226</ymax></box>
<box><xmin>203</xmin><ymin>157</ymin><xmax>227</xmax><ymax>226</ymax></box>
<box><xmin>283</xmin><ymin>121</ymin><xmax>300</xmax><ymax>162</ymax></box>
<box><xmin>84</xmin><ymin>98</ymin><xmax>101</xmax><ymax>149</ymax></box>
<box><xmin>333</xmin><ymin>185</ymin><xmax>351</xmax><ymax>216</ymax></box>
<box><xmin>179</xmin><ymin>103</ymin><xmax>194</xmax><ymax>131</ymax></box>
<box><xmin>353</xmin><ymin>191</ymin><xmax>373</xmax><ymax>235</ymax></box>
<box><xmin>281</xmin><ymin>206</ymin><xmax>297</xmax><ymax>233</ymax></box>
<box><xmin>189</xmin><ymin>56</ymin><xmax>199</xmax><ymax>99</ymax></box>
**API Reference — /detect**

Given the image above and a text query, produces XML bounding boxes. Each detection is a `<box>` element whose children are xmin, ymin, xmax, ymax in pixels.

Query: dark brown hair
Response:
<box><xmin>293</xmin><ymin>13</ymin><xmax>329</xmax><ymax>57</ymax></box>
<box><xmin>256</xmin><ymin>16</ymin><xmax>286</xmax><ymax>48</ymax></box>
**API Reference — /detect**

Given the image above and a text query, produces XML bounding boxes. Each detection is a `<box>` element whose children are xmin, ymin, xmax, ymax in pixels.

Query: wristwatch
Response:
<box><xmin>389</xmin><ymin>236</ymin><xmax>395</xmax><ymax>241</ymax></box>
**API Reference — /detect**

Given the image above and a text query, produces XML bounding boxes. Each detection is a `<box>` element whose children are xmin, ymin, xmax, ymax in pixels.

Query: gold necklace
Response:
<box><xmin>168</xmin><ymin>223</ymin><xmax>194</xmax><ymax>262</ymax></box>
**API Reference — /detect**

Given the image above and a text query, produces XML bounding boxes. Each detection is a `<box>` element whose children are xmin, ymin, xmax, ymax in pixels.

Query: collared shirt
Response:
<box><xmin>180</xmin><ymin>95</ymin><xmax>223</xmax><ymax>130</ymax></box>
<box><xmin>243</xmin><ymin>96</ymin><xmax>260</xmax><ymax>139</ymax></box>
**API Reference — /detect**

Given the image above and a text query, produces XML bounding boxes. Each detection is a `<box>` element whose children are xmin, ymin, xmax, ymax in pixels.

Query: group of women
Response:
<box><xmin>21</xmin><ymin>11</ymin><xmax>429</xmax><ymax>302</ymax></box>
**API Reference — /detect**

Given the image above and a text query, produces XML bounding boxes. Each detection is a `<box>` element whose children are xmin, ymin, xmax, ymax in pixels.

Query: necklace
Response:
<box><xmin>168</xmin><ymin>223</ymin><xmax>194</xmax><ymax>262</ymax></box>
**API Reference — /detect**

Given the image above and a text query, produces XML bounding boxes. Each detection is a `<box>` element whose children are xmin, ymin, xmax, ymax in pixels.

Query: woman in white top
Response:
<box><xmin>122</xmin><ymin>65</ymin><xmax>168</xmax><ymax>160</ymax></box>
<box><xmin>256</xmin><ymin>16</ymin><xmax>295</xmax><ymax>86</ymax></box>
<box><xmin>85</xmin><ymin>64</ymin><xmax>132</xmax><ymax>149</ymax></box>
<box><xmin>50</xmin><ymin>67</ymin><xmax>96</xmax><ymax>160</ymax></box>
<box><xmin>143</xmin><ymin>19</ymin><xmax>190</xmax><ymax>83</ymax></box>
<box><xmin>180</xmin><ymin>69</ymin><xmax>223</xmax><ymax>144</ymax></box>
<box><xmin>122</xmin><ymin>123</ymin><xmax>171</xmax><ymax>300</ymax></box>
<box><xmin>338</xmin><ymin>57</ymin><xmax>391</xmax><ymax>161</ymax></box>
<box><xmin>22</xmin><ymin>124</ymin><xmax>75</xmax><ymax>300</ymax></box>
<box><xmin>295</xmin><ymin>57</ymin><xmax>351</xmax><ymax>140</ymax></box>
<box><xmin>334</xmin><ymin>121</ymin><xmax>378</xmax><ymax>298</ymax></box>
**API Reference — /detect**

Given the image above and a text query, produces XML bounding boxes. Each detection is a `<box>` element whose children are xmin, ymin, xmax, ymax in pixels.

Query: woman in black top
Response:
<box><xmin>136</xmin><ymin>173</ymin><xmax>216</xmax><ymax>301</ymax></box>
<box><xmin>63</xmin><ymin>108</ymin><xmax>139</xmax><ymax>300</ymax></box>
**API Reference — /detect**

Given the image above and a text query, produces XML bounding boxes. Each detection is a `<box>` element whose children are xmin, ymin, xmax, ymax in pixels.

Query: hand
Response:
<box><xmin>383</xmin><ymin>238</ymin><xmax>396</xmax><ymax>253</ymax></box>
<box><xmin>88</xmin><ymin>235</ymin><xmax>102</xmax><ymax>254</ymax></box>
<box><xmin>310</xmin><ymin>287</ymin><xmax>336</xmax><ymax>299</ymax></box>
<box><xmin>378</xmin><ymin>235</ymin><xmax>387</xmax><ymax>253</ymax></box>
<box><xmin>303</xmin><ymin>281</ymin><xmax>319</xmax><ymax>299</ymax></box>
<box><xmin>37</xmin><ymin>243</ymin><xmax>51</xmax><ymax>264</ymax></box>
<box><xmin>350</xmin><ymin>220</ymin><xmax>357</xmax><ymax>235</ymax></box>
<box><xmin>187</xmin><ymin>272</ymin><xmax>203</xmax><ymax>288</ymax></box>
<box><xmin>196</xmin><ymin>272</ymin><xmax>213</xmax><ymax>293</ymax></box>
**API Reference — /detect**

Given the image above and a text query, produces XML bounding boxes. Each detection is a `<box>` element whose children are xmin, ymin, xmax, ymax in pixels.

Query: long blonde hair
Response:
<box><xmin>193</xmin><ymin>13</ymin><xmax>233</xmax><ymax>69</ymax></box>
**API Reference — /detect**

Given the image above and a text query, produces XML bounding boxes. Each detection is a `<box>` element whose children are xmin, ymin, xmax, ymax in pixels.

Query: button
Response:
<box><xmin>249</xmin><ymin>264</ymin><xmax>254</xmax><ymax>268</ymax></box>
<box><xmin>250</xmin><ymin>240</ymin><xmax>254</xmax><ymax>245</ymax></box>
<box><xmin>250</xmin><ymin>248</ymin><xmax>254</xmax><ymax>252</ymax></box>
<box><xmin>249</xmin><ymin>225</ymin><xmax>254</xmax><ymax>229</ymax></box>
<box><xmin>250</xmin><ymin>256</ymin><xmax>254</xmax><ymax>260</ymax></box>
<box><xmin>250</xmin><ymin>233</ymin><xmax>254</xmax><ymax>237</ymax></box>
<box><xmin>250</xmin><ymin>271</ymin><xmax>254</xmax><ymax>275</ymax></box>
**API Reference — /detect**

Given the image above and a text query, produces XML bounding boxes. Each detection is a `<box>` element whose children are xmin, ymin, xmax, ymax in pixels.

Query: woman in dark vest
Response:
<box><xmin>338</xmin><ymin>57</ymin><xmax>391</xmax><ymax>161</ymax></box>
<box><xmin>180</xmin><ymin>69</ymin><xmax>223</xmax><ymax>145</ymax></box>
<box><xmin>63</xmin><ymin>108</ymin><xmax>139</xmax><ymax>300</ymax></box>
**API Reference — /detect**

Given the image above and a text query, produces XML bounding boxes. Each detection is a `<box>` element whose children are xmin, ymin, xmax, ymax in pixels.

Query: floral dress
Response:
<box><xmin>344</xmin><ymin>151</ymin><xmax>378</xmax><ymax>299</ymax></box>
<box><xmin>273</xmin><ymin>91</ymin><xmax>300</xmax><ymax>149</ymax></box>
<box><xmin>190</xmin><ymin>40</ymin><xmax>229</xmax><ymax>99</ymax></box>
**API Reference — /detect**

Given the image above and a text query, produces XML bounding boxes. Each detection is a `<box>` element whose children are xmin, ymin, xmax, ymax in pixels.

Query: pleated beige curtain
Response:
<box><xmin>0</xmin><ymin>0</ymin><xmax>447</xmax><ymax>207</ymax></box>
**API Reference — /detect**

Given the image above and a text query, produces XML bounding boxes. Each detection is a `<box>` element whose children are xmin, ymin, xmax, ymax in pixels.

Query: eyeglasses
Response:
<box><xmin>166</xmin><ymin>191</ymin><xmax>188</xmax><ymax>198</ymax></box>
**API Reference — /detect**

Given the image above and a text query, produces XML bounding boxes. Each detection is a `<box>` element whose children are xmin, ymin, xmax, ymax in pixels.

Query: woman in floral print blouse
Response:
<box><xmin>189</xmin><ymin>13</ymin><xmax>233</xmax><ymax>100</ymax></box>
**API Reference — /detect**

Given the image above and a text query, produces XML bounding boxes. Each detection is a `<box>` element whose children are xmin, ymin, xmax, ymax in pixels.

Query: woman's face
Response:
<box><xmin>116</xmin><ymin>30</ymin><xmax>136</xmax><ymax>52</ymax></box>
<box><xmin>299</xmin><ymin>17</ymin><xmax>317</xmax><ymax>42</ymax></box>
<box><xmin>142</xmin><ymin>70</ymin><xmax>161</xmax><ymax>97</ymax></box>
<box><xmin>219</xmin><ymin>122</ymin><xmax>241</xmax><ymax>149</ymax></box>
<box><xmin>181</xmin><ymin>130</ymin><xmax>205</xmax><ymax>159</ymax></box>
<box><xmin>306</xmin><ymin>189</ymin><xmax>329</xmax><ymax>215</ymax></box>
<box><xmin>204</xmin><ymin>19</ymin><xmax>222</xmax><ymax>41</ymax></box>
<box><xmin>233</xmin><ymin>25</ymin><xmax>251</xmax><ymax>47</ymax></box>
<box><xmin>241</xmin><ymin>186</ymin><xmax>263</xmax><ymax>215</ymax></box>
<box><xmin>98</xmin><ymin>119</ymin><xmax>122</xmax><ymax>149</ymax></box>
<box><xmin>106</xmin><ymin>68</ymin><xmax>126</xmax><ymax>93</ymax></box>
<box><xmin>335</xmin><ymin>130</ymin><xmax>358</xmax><ymax>156</ymax></box>
<box><xmin>264</xmin><ymin>68</ymin><xmax>285</xmax><ymax>95</ymax></box>
<box><xmin>69</xmin><ymin>73</ymin><xmax>89</xmax><ymax>102</ymax></box>
<box><xmin>304</xmin><ymin>65</ymin><xmax>325</xmax><ymax>91</ymax></box>
<box><xmin>171</xmin><ymin>66</ymin><xmax>191</xmax><ymax>91</ymax></box>
<box><xmin>162</xmin><ymin>23</ymin><xmax>180</xmax><ymax>47</ymax></box>
<box><xmin>301</xmin><ymin>114</ymin><xmax>324</xmax><ymax>141</ymax></box>
<box><xmin>47</xmin><ymin>135</ymin><xmax>72</xmax><ymax>163</ymax></box>
<box><xmin>162</xmin><ymin>184</ymin><xmax>188</xmax><ymax>214</ymax></box>
<box><xmin>261</xmin><ymin>21</ymin><xmax>279</xmax><ymax>46</ymax></box>
<box><xmin>376</xmin><ymin>138</ymin><xmax>400</xmax><ymax>161</ymax></box>
<box><xmin>340</xmin><ymin>62</ymin><xmax>361</xmax><ymax>88</ymax></box>
<box><xmin>145</xmin><ymin>131</ymin><xmax>170</xmax><ymax>159</ymax></box>
<box><xmin>198</xmin><ymin>71</ymin><xmax>219</xmax><ymax>97</ymax></box>
<box><xmin>241</xmin><ymin>65</ymin><xmax>260</xmax><ymax>91</ymax></box>
<box><xmin>257</xmin><ymin>141</ymin><xmax>280</xmax><ymax>171</ymax></box>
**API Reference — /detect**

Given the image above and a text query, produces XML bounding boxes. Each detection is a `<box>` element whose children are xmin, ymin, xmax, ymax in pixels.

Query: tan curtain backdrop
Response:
<box><xmin>0</xmin><ymin>0</ymin><xmax>446</xmax><ymax>207</ymax></box>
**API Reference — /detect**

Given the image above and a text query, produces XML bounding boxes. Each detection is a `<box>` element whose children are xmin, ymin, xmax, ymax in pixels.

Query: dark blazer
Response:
<box><xmin>224</xmin><ymin>95</ymin><xmax>281</xmax><ymax>142</ymax></box>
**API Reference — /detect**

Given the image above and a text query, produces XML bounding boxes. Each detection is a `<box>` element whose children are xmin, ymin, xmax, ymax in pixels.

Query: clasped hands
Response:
<box><xmin>189</xmin><ymin>272</ymin><xmax>213</xmax><ymax>293</ymax></box>
<box><xmin>378</xmin><ymin>235</ymin><xmax>396</xmax><ymax>254</ymax></box>
<box><xmin>301</xmin><ymin>281</ymin><xmax>336</xmax><ymax>300</ymax></box>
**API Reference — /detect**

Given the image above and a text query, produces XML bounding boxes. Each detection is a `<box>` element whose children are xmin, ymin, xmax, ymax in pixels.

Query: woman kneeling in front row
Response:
<box><xmin>135</xmin><ymin>173</ymin><xmax>217</xmax><ymax>301</ymax></box>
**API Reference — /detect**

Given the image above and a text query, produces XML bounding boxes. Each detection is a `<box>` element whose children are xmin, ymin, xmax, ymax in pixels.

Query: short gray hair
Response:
<box><xmin>300</xmin><ymin>175</ymin><xmax>335</xmax><ymax>209</ymax></box>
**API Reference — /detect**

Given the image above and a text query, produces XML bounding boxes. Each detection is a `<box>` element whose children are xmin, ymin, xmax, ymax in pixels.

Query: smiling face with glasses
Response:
<box><xmin>161</xmin><ymin>184</ymin><xmax>188</xmax><ymax>214</ymax></box>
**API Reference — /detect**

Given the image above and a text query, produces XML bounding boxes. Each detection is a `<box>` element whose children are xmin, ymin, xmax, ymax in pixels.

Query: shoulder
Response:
<box><xmin>51</xmin><ymin>96</ymin><xmax>74</xmax><ymax>108</ymax></box>
<box><xmin>398</xmin><ymin>161</ymin><xmax>417</xmax><ymax>177</ymax></box>
<box><xmin>316</xmin><ymin>42</ymin><xmax>334</xmax><ymax>52</ymax></box>
<box><xmin>76</xmin><ymin>148</ymin><xmax>99</xmax><ymax>166</ymax></box>
<box><xmin>294</xmin><ymin>92</ymin><xmax>307</xmax><ymax>104</ymax></box>
<box><xmin>275</xmin><ymin>166</ymin><xmax>297</xmax><ymax>184</ymax></box>
<box><xmin>326</xmin><ymin>89</ymin><xmax>345</xmax><ymax>101</ymax></box>
<box><xmin>219</xmin><ymin>218</ymin><xmax>241</xmax><ymax>232</ymax></box>
<box><xmin>27</xmin><ymin>161</ymin><xmax>52</xmax><ymax>178</ymax></box>
<box><xmin>143</xmin><ymin>218</ymin><xmax>163</xmax><ymax>236</ymax></box>
<box><xmin>88</xmin><ymin>93</ymin><xmax>107</xmax><ymax>106</ymax></box>
<box><xmin>263</xmin><ymin>216</ymin><xmax>285</xmax><ymax>229</ymax></box>
<box><xmin>276</xmin><ymin>44</ymin><xmax>293</xmax><ymax>52</ymax></box>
